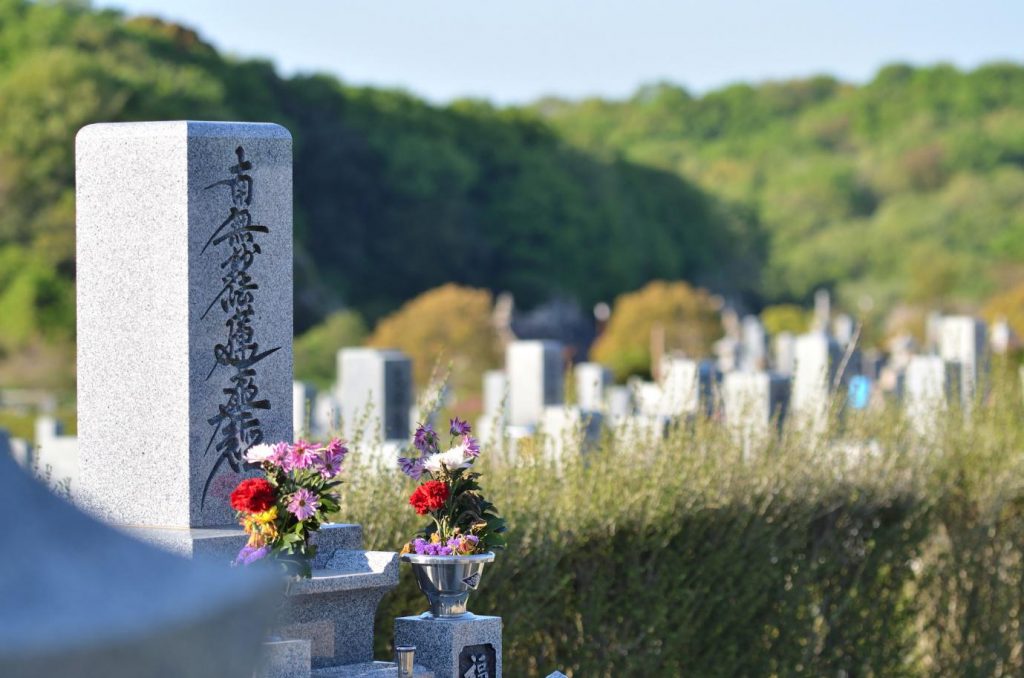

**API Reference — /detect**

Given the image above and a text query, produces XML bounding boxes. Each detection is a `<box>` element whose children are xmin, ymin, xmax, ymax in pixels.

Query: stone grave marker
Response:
<box><xmin>77</xmin><ymin>121</ymin><xmax>293</xmax><ymax>529</ymax></box>
<box><xmin>938</xmin><ymin>315</ymin><xmax>987</xmax><ymax>410</ymax></box>
<box><xmin>740</xmin><ymin>315</ymin><xmax>768</xmax><ymax>371</ymax></box>
<box><xmin>336</xmin><ymin>347</ymin><xmax>414</xmax><ymax>443</ymax></box>
<box><xmin>506</xmin><ymin>340</ymin><xmax>563</xmax><ymax>428</ymax></box>
<box><xmin>791</xmin><ymin>332</ymin><xmax>842</xmax><ymax>433</ymax></box>
<box><xmin>574</xmin><ymin>362</ymin><xmax>611</xmax><ymax>412</ymax></box>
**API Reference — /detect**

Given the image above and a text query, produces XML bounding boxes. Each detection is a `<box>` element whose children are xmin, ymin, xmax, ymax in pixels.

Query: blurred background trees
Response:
<box><xmin>3</xmin><ymin>1</ymin><xmax>1024</xmax><ymax>389</ymax></box>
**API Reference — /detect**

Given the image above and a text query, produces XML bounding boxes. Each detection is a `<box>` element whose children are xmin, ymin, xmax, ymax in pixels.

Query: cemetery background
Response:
<box><xmin>4</xmin><ymin>2</ymin><xmax>1024</xmax><ymax>677</ymax></box>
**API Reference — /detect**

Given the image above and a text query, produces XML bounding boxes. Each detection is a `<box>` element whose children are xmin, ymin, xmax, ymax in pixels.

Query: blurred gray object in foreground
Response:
<box><xmin>0</xmin><ymin>452</ymin><xmax>275</xmax><ymax>678</ymax></box>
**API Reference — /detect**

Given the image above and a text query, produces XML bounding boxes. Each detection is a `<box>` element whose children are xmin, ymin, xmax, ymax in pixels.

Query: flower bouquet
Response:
<box><xmin>398</xmin><ymin>418</ymin><xmax>506</xmax><ymax>617</ymax></box>
<box><xmin>229</xmin><ymin>438</ymin><xmax>347</xmax><ymax>578</ymax></box>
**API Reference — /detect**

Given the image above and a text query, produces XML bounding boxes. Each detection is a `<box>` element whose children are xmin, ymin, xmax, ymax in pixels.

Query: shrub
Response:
<box><xmin>339</xmin><ymin>368</ymin><xmax>1024</xmax><ymax>677</ymax></box>
<box><xmin>761</xmin><ymin>303</ymin><xmax>811</xmax><ymax>335</ymax></box>
<box><xmin>590</xmin><ymin>280</ymin><xmax>722</xmax><ymax>382</ymax></box>
<box><xmin>366</xmin><ymin>284</ymin><xmax>501</xmax><ymax>397</ymax></box>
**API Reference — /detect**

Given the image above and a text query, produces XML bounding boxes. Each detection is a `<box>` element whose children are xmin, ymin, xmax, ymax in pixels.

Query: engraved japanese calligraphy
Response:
<box><xmin>201</xmin><ymin>146</ymin><xmax>281</xmax><ymax>505</ymax></box>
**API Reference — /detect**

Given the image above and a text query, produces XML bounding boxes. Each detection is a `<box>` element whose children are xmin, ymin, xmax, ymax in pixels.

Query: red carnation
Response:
<box><xmin>230</xmin><ymin>478</ymin><xmax>276</xmax><ymax>514</ymax></box>
<box><xmin>409</xmin><ymin>480</ymin><xmax>450</xmax><ymax>516</ymax></box>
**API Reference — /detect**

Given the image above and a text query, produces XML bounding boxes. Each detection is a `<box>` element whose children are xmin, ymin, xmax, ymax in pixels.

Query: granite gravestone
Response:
<box><xmin>773</xmin><ymin>332</ymin><xmax>797</xmax><ymax>376</ymax></box>
<box><xmin>661</xmin><ymin>357</ymin><xmax>716</xmax><ymax>418</ymax></box>
<box><xmin>740</xmin><ymin>315</ymin><xmax>768</xmax><ymax>371</ymax></box>
<box><xmin>293</xmin><ymin>381</ymin><xmax>316</xmax><ymax>440</ymax></box>
<box><xmin>905</xmin><ymin>355</ymin><xmax>951</xmax><ymax>435</ymax></box>
<box><xmin>722</xmin><ymin>371</ymin><xmax>790</xmax><ymax>444</ymax></box>
<box><xmin>76</xmin><ymin>121</ymin><xmax>293</xmax><ymax>529</ymax></box>
<box><xmin>937</xmin><ymin>315</ymin><xmax>987</xmax><ymax>410</ymax></box>
<box><xmin>506</xmin><ymin>340</ymin><xmax>563</xmax><ymax>428</ymax></box>
<box><xmin>574</xmin><ymin>362</ymin><xmax>611</xmax><ymax>413</ymax></box>
<box><xmin>337</xmin><ymin>348</ymin><xmax>414</xmax><ymax>443</ymax></box>
<box><xmin>790</xmin><ymin>332</ymin><xmax>842</xmax><ymax>433</ymax></box>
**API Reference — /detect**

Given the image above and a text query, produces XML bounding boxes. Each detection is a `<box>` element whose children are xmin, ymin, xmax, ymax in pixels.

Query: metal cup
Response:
<box><xmin>396</xmin><ymin>645</ymin><xmax>415</xmax><ymax>677</ymax></box>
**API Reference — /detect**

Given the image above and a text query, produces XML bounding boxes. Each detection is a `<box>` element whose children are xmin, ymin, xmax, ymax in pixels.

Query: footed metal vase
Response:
<box><xmin>401</xmin><ymin>552</ymin><xmax>495</xmax><ymax>618</ymax></box>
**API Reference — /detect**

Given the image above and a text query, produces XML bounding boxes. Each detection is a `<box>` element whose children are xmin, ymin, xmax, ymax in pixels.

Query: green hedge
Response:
<box><xmin>341</xmin><ymin>372</ymin><xmax>1024</xmax><ymax>677</ymax></box>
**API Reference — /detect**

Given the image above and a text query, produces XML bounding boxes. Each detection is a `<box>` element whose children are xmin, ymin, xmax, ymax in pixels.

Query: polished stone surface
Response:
<box><xmin>77</xmin><ymin>121</ymin><xmax>293</xmax><ymax>529</ymax></box>
<box><xmin>394</xmin><ymin>614</ymin><xmax>502</xmax><ymax>678</ymax></box>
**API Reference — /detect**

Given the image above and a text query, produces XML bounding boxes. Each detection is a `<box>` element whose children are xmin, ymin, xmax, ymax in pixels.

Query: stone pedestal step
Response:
<box><xmin>125</xmin><ymin>523</ymin><xmax>364</xmax><ymax>568</ymax></box>
<box><xmin>311</xmin><ymin>661</ymin><xmax>433</xmax><ymax>677</ymax></box>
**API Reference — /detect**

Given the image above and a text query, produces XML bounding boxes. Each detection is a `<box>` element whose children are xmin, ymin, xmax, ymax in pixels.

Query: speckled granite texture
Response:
<box><xmin>127</xmin><ymin>523</ymin><xmax>363</xmax><ymax>568</ymax></box>
<box><xmin>76</xmin><ymin>121</ymin><xmax>293</xmax><ymax>530</ymax></box>
<box><xmin>280</xmin><ymin>550</ymin><xmax>399</xmax><ymax>668</ymax></box>
<box><xmin>394</xmin><ymin>614</ymin><xmax>502</xmax><ymax>678</ymax></box>
<box><xmin>311</xmin><ymin>661</ymin><xmax>433</xmax><ymax>677</ymax></box>
<box><xmin>258</xmin><ymin>639</ymin><xmax>312</xmax><ymax>678</ymax></box>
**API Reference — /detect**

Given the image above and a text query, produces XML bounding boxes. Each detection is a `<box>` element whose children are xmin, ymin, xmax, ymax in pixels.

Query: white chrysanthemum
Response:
<box><xmin>422</xmin><ymin>445</ymin><xmax>472</xmax><ymax>474</ymax></box>
<box><xmin>243</xmin><ymin>443</ymin><xmax>276</xmax><ymax>464</ymax></box>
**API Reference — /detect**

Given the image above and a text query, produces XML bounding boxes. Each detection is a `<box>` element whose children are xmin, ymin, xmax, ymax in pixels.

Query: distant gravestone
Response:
<box><xmin>740</xmin><ymin>315</ymin><xmax>767</xmax><ymax>371</ymax></box>
<box><xmin>813</xmin><ymin>289</ymin><xmax>831</xmax><ymax>331</ymax></box>
<box><xmin>77</xmin><ymin>122</ymin><xmax>293</xmax><ymax>528</ymax></box>
<box><xmin>33</xmin><ymin>416</ymin><xmax>78</xmax><ymax>493</ymax></box>
<box><xmin>791</xmin><ymin>332</ymin><xmax>842</xmax><ymax>432</ymax></box>
<box><xmin>833</xmin><ymin>314</ymin><xmax>855</xmax><ymax>348</ymax></box>
<box><xmin>905</xmin><ymin>355</ymin><xmax>950</xmax><ymax>434</ymax></box>
<box><xmin>336</xmin><ymin>348</ymin><xmax>413</xmax><ymax>442</ymax></box>
<box><xmin>292</xmin><ymin>381</ymin><xmax>316</xmax><ymax>440</ymax></box>
<box><xmin>773</xmin><ymin>332</ymin><xmax>796</xmax><ymax>376</ymax></box>
<box><xmin>723</xmin><ymin>371</ymin><xmax>790</xmax><ymax>443</ymax></box>
<box><xmin>482</xmin><ymin>370</ymin><xmax>509</xmax><ymax>421</ymax></box>
<box><xmin>661</xmin><ymin>357</ymin><xmax>716</xmax><ymax>417</ymax></box>
<box><xmin>938</xmin><ymin>315</ymin><xmax>987</xmax><ymax>409</ymax></box>
<box><xmin>713</xmin><ymin>336</ymin><xmax>741</xmax><ymax>373</ymax></box>
<box><xmin>574</xmin><ymin>362</ymin><xmax>611</xmax><ymax>412</ymax></box>
<box><xmin>606</xmin><ymin>385</ymin><xmax>633</xmax><ymax>419</ymax></box>
<box><xmin>507</xmin><ymin>340</ymin><xmax>563</xmax><ymax>427</ymax></box>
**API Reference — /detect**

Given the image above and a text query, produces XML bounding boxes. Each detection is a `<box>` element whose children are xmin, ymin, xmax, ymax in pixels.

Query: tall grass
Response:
<box><xmin>341</xmin><ymin>364</ymin><xmax>1024</xmax><ymax>677</ymax></box>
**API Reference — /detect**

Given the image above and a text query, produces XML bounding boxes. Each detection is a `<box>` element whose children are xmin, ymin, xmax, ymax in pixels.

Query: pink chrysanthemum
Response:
<box><xmin>287</xmin><ymin>488</ymin><xmax>319</xmax><ymax>521</ymax></box>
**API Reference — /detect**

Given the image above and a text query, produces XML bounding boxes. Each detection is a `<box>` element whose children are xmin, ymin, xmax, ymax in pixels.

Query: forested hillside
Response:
<box><xmin>0</xmin><ymin>0</ymin><xmax>750</xmax><ymax>388</ymax></box>
<box><xmin>2</xmin><ymin>0</ymin><xmax>1024</xmax><ymax>389</ymax></box>
<box><xmin>534</xmin><ymin>65</ymin><xmax>1024</xmax><ymax>313</ymax></box>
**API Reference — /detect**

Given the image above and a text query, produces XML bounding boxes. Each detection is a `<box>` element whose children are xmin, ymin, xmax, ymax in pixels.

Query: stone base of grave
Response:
<box><xmin>395</xmin><ymin>614</ymin><xmax>502</xmax><ymax>678</ymax></box>
<box><xmin>126</xmin><ymin>523</ymin><xmax>364</xmax><ymax>567</ymax></box>
<box><xmin>311</xmin><ymin>661</ymin><xmax>434</xmax><ymax>677</ymax></box>
<box><xmin>131</xmin><ymin>523</ymin><xmax>400</xmax><ymax>672</ymax></box>
<box><xmin>258</xmin><ymin>641</ymin><xmax>434</xmax><ymax>678</ymax></box>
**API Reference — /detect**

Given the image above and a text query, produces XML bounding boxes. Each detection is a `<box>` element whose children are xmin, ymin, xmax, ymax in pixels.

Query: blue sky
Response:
<box><xmin>98</xmin><ymin>0</ymin><xmax>1024</xmax><ymax>105</ymax></box>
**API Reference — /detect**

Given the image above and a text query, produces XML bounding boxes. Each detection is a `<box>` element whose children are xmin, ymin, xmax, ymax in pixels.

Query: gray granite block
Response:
<box><xmin>311</xmin><ymin>661</ymin><xmax>433</xmax><ymax>677</ymax></box>
<box><xmin>258</xmin><ymin>639</ymin><xmax>311</xmax><ymax>678</ymax></box>
<box><xmin>0</xmin><ymin>452</ymin><xmax>276</xmax><ymax>678</ymax></box>
<box><xmin>280</xmin><ymin>551</ymin><xmax>399</xmax><ymax>668</ymax></box>
<box><xmin>394</xmin><ymin>614</ymin><xmax>502</xmax><ymax>678</ymax></box>
<box><xmin>77</xmin><ymin>121</ymin><xmax>293</xmax><ymax>530</ymax></box>
<box><xmin>126</xmin><ymin>523</ymin><xmax>364</xmax><ymax>567</ymax></box>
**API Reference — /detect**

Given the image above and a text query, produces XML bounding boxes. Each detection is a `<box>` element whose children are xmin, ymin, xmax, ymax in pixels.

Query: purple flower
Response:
<box><xmin>412</xmin><ymin>537</ymin><xmax>429</xmax><ymax>555</ymax></box>
<box><xmin>287</xmin><ymin>488</ymin><xmax>319</xmax><ymax>521</ymax></box>
<box><xmin>438</xmin><ymin>545</ymin><xmax>453</xmax><ymax>556</ymax></box>
<box><xmin>465</xmin><ymin>534</ymin><xmax>480</xmax><ymax>545</ymax></box>
<box><xmin>288</xmin><ymin>440</ymin><xmax>316</xmax><ymax>470</ymax></box>
<box><xmin>463</xmin><ymin>434</ymin><xmax>480</xmax><ymax>458</ymax></box>
<box><xmin>398</xmin><ymin>456</ymin><xmax>425</xmax><ymax>480</ymax></box>
<box><xmin>413</xmin><ymin>424</ymin><xmax>439</xmax><ymax>455</ymax></box>
<box><xmin>317</xmin><ymin>439</ymin><xmax>348</xmax><ymax>478</ymax></box>
<box><xmin>449</xmin><ymin>417</ymin><xmax>472</xmax><ymax>436</ymax></box>
<box><xmin>233</xmin><ymin>544</ymin><xmax>271</xmax><ymax>566</ymax></box>
<box><xmin>268</xmin><ymin>442</ymin><xmax>292</xmax><ymax>470</ymax></box>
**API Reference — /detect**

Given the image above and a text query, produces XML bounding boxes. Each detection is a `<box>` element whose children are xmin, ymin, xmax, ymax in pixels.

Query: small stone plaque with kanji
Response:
<box><xmin>459</xmin><ymin>643</ymin><xmax>496</xmax><ymax>678</ymax></box>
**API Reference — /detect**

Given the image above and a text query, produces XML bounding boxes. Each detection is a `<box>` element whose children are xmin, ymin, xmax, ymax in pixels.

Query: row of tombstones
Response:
<box><xmin>292</xmin><ymin>314</ymin><xmax>993</xmax><ymax>452</ymax></box>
